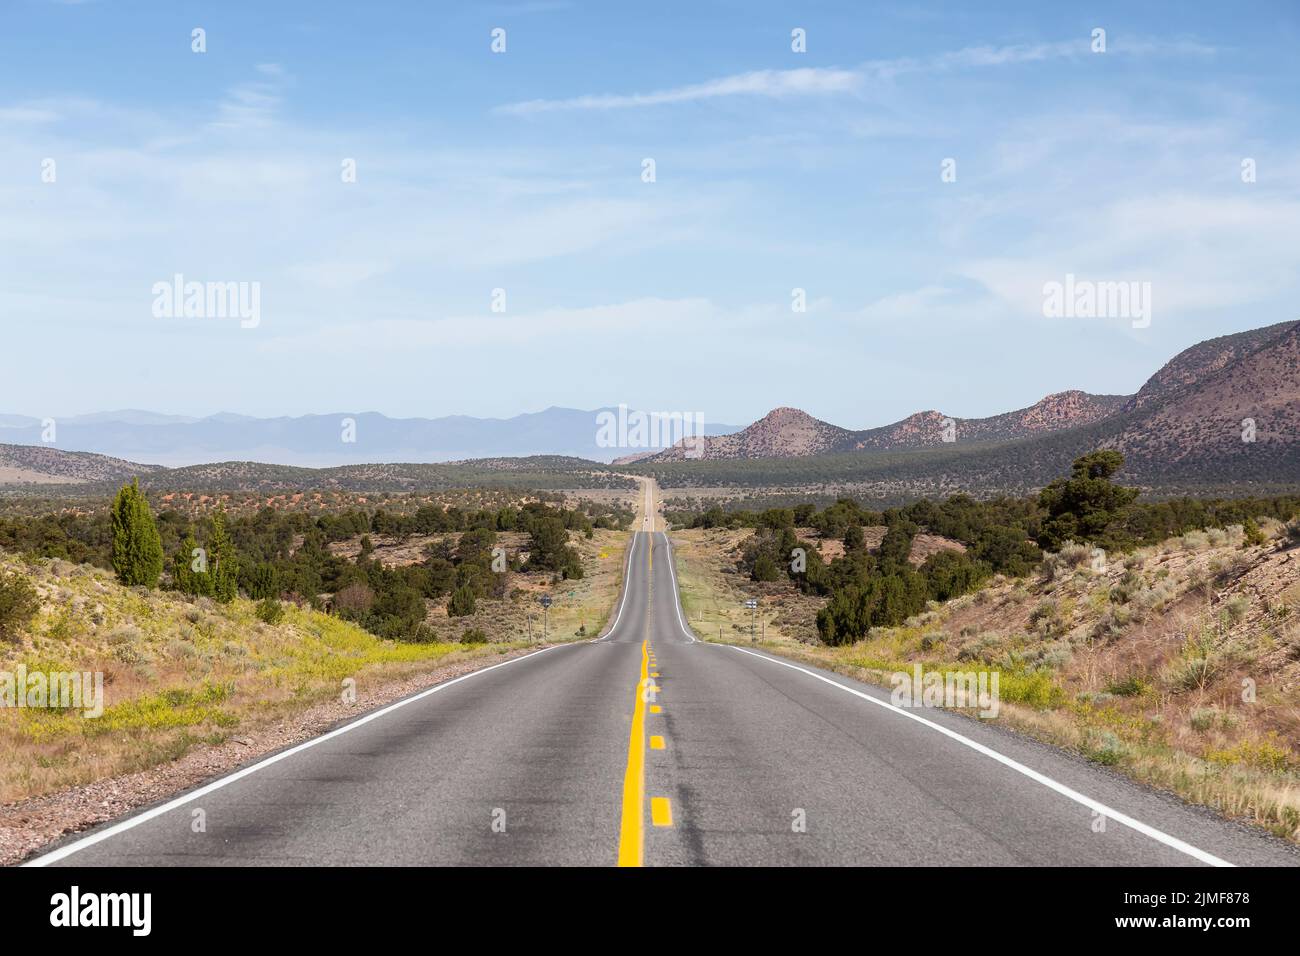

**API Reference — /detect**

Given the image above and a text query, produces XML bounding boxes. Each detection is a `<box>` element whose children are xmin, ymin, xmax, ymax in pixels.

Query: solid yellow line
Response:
<box><xmin>650</xmin><ymin>735</ymin><xmax>665</xmax><ymax>750</ymax></box>
<box><xmin>617</xmin><ymin>639</ymin><xmax>650</xmax><ymax>866</ymax></box>
<box><xmin>651</xmin><ymin>797</ymin><xmax>673</xmax><ymax>827</ymax></box>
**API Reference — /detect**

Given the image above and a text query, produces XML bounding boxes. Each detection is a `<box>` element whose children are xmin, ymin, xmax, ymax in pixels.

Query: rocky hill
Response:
<box><xmin>637</xmin><ymin>321</ymin><xmax>1299</xmax><ymax>478</ymax></box>
<box><xmin>0</xmin><ymin>444</ymin><xmax>161</xmax><ymax>485</ymax></box>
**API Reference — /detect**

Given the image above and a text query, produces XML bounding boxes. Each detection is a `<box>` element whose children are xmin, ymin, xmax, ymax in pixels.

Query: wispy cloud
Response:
<box><xmin>497</xmin><ymin>67</ymin><xmax>862</xmax><ymax>115</ymax></box>
<box><xmin>498</xmin><ymin>36</ymin><xmax>1216</xmax><ymax>115</ymax></box>
<box><xmin>212</xmin><ymin>66</ymin><xmax>289</xmax><ymax>130</ymax></box>
<box><xmin>0</xmin><ymin>106</ymin><xmax>61</xmax><ymax>123</ymax></box>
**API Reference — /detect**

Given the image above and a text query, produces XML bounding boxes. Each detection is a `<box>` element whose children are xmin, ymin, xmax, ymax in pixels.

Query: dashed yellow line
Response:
<box><xmin>651</xmin><ymin>797</ymin><xmax>673</xmax><ymax>827</ymax></box>
<box><xmin>650</xmin><ymin>705</ymin><xmax>662</xmax><ymax>714</ymax></box>
<box><xmin>650</xmin><ymin>735</ymin><xmax>665</xmax><ymax>750</ymax></box>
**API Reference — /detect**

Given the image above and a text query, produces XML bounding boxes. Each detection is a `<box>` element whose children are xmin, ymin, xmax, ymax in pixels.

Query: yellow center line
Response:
<box><xmin>617</xmin><ymin>638</ymin><xmax>650</xmax><ymax>866</ymax></box>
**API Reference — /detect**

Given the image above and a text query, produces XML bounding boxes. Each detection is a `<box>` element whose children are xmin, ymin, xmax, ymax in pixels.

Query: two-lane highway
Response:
<box><xmin>27</xmin><ymin>523</ymin><xmax>1299</xmax><ymax>866</ymax></box>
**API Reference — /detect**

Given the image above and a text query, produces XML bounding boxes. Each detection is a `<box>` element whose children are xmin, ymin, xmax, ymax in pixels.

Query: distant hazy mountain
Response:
<box><xmin>63</xmin><ymin>409</ymin><xmax>202</xmax><ymax>426</ymax></box>
<box><xmin>0</xmin><ymin>406</ymin><xmax>741</xmax><ymax>468</ymax></box>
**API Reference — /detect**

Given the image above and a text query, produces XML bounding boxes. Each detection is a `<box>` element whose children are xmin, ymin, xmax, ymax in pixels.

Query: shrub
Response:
<box><xmin>1206</xmin><ymin>736</ymin><xmax>1296</xmax><ymax>773</ymax></box>
<box><xmin>459</xmin><ymin>627</ymin><xmax>488</xmax><ymax>644</ymax></box>
<box><xmin>1189</xmin><ymin>708</ymin><xmax>1217</xmax><ymax>732</ymax></box>
<box><xmin>447</xmin><ymin>585</ymin><xmax>476</xmax><ymax>617</ymax></box>
<box><xmin>1038</xmin><ymin>642</ymin><xmax>1073</xmax><ymax>670</ymax></box>
<box><xmin>1082</xmin><ymin>731</ymin><xmax>1127</xmax><ymax>766</ymax></box>
<box><xmin>997</xmin><ymin>669</ymin><xmax>1064</xmax><ymax>708</ymax></box>
<box><xmin>255</xmin><ymin>597</ymin><xmax>285</xmax><ymax>625</ymax></box>
<box><xmin>403</xmin><ymin>623</ymin><xmax>440</xmax><ymax>644</ymax></box>
<box><xmin>751</xmin><ymin>553</ymin><xmax>781</xmax><ymax>583</ymax></box>
<box><xmin>1104</xmin><ymin>674</ymin><xmax>1147</xmax><ymax>697</ymax></box>
<box><xmin>1029</xmin><ymin>599</ymin><xmax>1065</xmax><ymax>637</ymax></box>
<box><xmin>1173</xmin><ymin>660</ymin><xmax>1211</xmax><ymax>692</ymax></box>
<box><xmin>107</xmin><ymin>625</ymin><xmax>142</xmax><ymax>645</ymax></box>
<box><xmin>0</xmin><ymin>571</ymin><xmax>40</xmax><ymax>641</ymax></box>
<box><xmin>1222</xmin><ymin>594</ymin><xmax>1250</xmax><ymax>626</ymax></box>
<box><xmin>1109</xmin><ymin>570</ymin><xmax>1146</xmax><ymax>606</ymax></box>
<box><xmin>334</xmin><ymin>582</ymin><xmax>375</xmax><ymax>617</ymax></box>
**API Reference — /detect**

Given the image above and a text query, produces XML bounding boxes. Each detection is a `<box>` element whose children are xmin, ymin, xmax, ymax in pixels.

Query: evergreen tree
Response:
<box><xmin>843</xmin><ymin>524</ymin><xmax>865</xmax><ymax>553</ymax></box>
<box><xmin>209</xmin><ymin>510</ymin><xmax>240</xmax><ymax>603</ymax></box>
<box><xmin>447</xmin><ymin>584</ymin><xmax>476</xmax><ymax>617</ymax></box>
<box><xmin>751</xmin><ymin>553</ymin><xmax>781</xmax><ymax>582</ymax></box>
<box><xmin>171</xmin><ymin>529</ymin><xmax>214</xmax><ymax>596</ymax></box>
<box><xmin>110</xmin><ymin>479</ymin><xmax>163</xmax><ymax>587</ymax></box>
<box><xmin>1037</xmin><ymin>451</ymin><xmax>1140</xmax><ymax>552</ymax></box>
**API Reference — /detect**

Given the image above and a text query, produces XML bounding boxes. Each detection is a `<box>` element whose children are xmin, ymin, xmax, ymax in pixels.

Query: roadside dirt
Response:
<box><xmin>0</xmin><ymin>644</ymin><xmax>555</xmax><ymax>866</ymax></box>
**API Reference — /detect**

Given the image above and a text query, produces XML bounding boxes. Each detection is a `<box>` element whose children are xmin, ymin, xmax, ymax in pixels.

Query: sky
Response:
<box><xmin>2</xmin><ymin>0</ymin><xmax>1298</xmax><ymax>430</ymax></box>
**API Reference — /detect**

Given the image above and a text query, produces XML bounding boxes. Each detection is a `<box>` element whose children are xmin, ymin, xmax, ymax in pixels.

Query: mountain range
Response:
<box><xmin>0</xmin><ymin>407</ymin><xmax>741</xmax><ymax>469</ymax></box>
<box><xmin>3</xmin><ymin>320</ymin><xmax>1297</xmax><ymax>495</ymax></box>
<box><xmin>632</xmin><ymin>320</ymin><xmax>1300</xmax><ymax>475</ymax></box>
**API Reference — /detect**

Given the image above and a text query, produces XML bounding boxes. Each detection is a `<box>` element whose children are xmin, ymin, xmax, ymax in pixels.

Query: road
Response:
<box><xmin>27</xmin><ymin>486</ymin><xmax>1299</xmax><ymax>866</ymax></box>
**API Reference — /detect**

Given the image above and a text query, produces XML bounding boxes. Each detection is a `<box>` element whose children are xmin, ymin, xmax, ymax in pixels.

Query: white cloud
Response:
<box><xmin>498</xmin><ymin>68</ymin><xmax>862</xmax><ymax>115</ymax></box>
<box><xmin>498</xmin><ymin>36</ymin><xmax>1215</xmax><ymax>115</ymax></box>
<box><xmin>212</xmin><ymin>68</ymin><xmax>289</xmax><ymax>130</ymax></box>
<box><xmin>961</xmin><ymin>194</ymin><xmax>1300</xmax><ymax>321</ymax></box>
<box><xmin>0</xmin><ymin>106</ymin><xmax>61</xmax><ymax>123</ymax></box>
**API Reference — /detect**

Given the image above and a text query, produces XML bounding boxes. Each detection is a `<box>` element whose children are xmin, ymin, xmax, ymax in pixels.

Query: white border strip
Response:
<box><xmin>24</xmin><ymin>645</ymin><xmax>564</xmax><ymax>867</ymax></box>
<box><xmin>717</xmin><ymin>644</ymin><xmax>1233</xmax><ymax>867</ymax></box>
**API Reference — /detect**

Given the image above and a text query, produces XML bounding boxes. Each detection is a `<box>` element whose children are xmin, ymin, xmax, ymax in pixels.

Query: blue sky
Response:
<box><xmin>2</xmin><ymin>0</ymin><xmax>1298</xmax><ymax>429</ymax></box>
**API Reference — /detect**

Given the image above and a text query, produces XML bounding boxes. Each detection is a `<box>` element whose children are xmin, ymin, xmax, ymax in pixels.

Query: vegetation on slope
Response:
<box><xmin>668</xmin><ymin>459</ymin><xmax>1300</xmax><ymax>841</ymax></box>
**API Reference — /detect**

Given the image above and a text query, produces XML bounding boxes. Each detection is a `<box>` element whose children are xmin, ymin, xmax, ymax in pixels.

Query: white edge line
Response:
<box><xmin>595</xmin><ymin>531</ymin><xmax>639</xmax><ymax>642</ymax></box>
<box><xmin>23</xmin><ymin>644</ymin><xmax>565</xmax><ymax>867</ymax></box>
<box><xmin>716</xmin><ymin>644</ymin><xmax>1234</xmax><ymax>868</ymax></box>
<box><xmin>659</xmin><ymin>532</ymin><xmax>696</xmax><ymax>643</ymax></box>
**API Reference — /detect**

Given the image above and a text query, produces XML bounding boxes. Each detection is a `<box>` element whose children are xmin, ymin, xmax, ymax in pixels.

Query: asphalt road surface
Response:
<box><xmin>28</xmin><ymin>529</ymin><xmax>1299</xmax><ymax>867</ymax></box>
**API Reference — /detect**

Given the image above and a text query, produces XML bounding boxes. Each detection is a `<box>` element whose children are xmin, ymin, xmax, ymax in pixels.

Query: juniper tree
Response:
<box><xmin>172</xmin><ymin>530</ymin><xmax>214</xmax><ymax>596</ymax></box>
<box><xmin>208</xmin><ymin>510</ymin><xmax>240</xmax><ymax>603</ymax></box>
<box><xmin>110</xmin><ymin>479</ymin><xmax>163</xmax><ymax>587</ymax></box>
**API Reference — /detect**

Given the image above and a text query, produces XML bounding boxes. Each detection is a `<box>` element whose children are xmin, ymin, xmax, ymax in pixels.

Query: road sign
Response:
<box><xmin>540</xmin><ymin>595</ymin><xmax>553</xmax><ymax>608</ymax></box>
<box><xmin>744</xmin><ymin>599</ymin><xmax>758</xmax><ymax>609</ymax></box>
